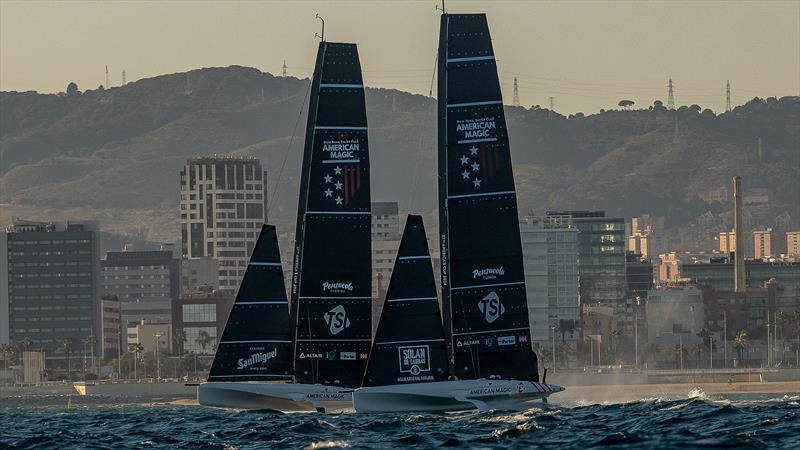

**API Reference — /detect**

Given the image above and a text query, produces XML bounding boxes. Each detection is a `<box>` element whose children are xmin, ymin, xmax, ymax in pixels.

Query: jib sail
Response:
<box><xmin>208</xmin><ymin>224</ymin><xmax>293</xmax><ymax>381</ymax></box>
<box><xmin>290</xmin><ymin>42</ymin><xmax>372</xmax><ymax>387</ymax></box>
<box><xmin>362</xmin><ymin>215</ymin><xmax>448</xmax><ymax>387</ymax></box>
<box><xmin>437</xmin><ymin>13</ymin><xmax>539</xmax><ymax>381</ymax></box>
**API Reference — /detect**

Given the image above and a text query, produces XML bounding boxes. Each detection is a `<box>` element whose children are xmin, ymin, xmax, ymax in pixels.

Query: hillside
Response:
<box><xmin>1</xmin><ymin>66</ymin><xmax>798</xmax><ymax>250</ymax></box>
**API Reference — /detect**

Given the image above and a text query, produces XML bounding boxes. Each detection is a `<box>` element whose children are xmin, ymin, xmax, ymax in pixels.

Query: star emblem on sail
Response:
<box><xmin>323</xmin><ymin>164</ymin><xmax>361</xmax><ymax>206</ymax></box>
<box><xmin>458</xmin><ymin>144</ymin><xmax>500</xmax><ymax>189</ymax></box>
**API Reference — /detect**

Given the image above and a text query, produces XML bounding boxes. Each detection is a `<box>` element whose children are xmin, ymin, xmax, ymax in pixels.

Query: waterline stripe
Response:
<box><xmin>319</xmin><ymin>83</ymin><xmax>363</xmax><ymax>89</ymax></box>
<box><xmin>375</xmin><ymin>338</ymin><xmax>445</xmax><ymax>345</ymax></box>
<box><xmin>447</xmin><ymin>100</ymin><xmax>502</xmax><ymax>109</ymax></box>
<box><xmin>447</xmin><ymin>55</ymin><xmax>495</xmax><ymax>63</ymax></box>
<box><xmin>453</xmin><ymin>327</ymin><xmax>529</xmax><ymax>337</ymax></box>
<box><xmin>448</xmin><ymin>190</ymin><xmax>515</xmax><ymax>200</ymax></box>
<box><xmin>386</xmin><ymin>296</ymin><xmax>437</xmax><ymax>303</ymax></box>
<box><xmin>457</xmin><ymin>137</ymin><xmax>497</xmax><ymax>144</ymax></box>
<box><xmin>451</xmin><ymin>281</ymin><xmax>525</xmax><ymax>291</ymax></box>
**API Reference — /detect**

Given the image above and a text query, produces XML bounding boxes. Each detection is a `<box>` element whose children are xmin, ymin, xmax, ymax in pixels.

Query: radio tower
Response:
<box><xmin>726</xmin><ymin>80</ymin><xmax>732</xmax><ymax>112</ymax></box>
<box><xmin>122</xmin><ymin>70</ymin><xmax>127</xmax><ymax>85</ymax></box>
<box><xmin>282</xmin><ymin>60</ymin><xmax>288</xmax><ymax>77</ymax></box>
<box><xmin>512</xmin><ymin>77</ymin><xmax>520</xmax><ymax>107</ymax></box>
<box><xmin>105</xmin><ymin>65</ymin><xmax>110</xmax><ymax>88</ymax></box>
<box><xmin>667</xmin><ymin>78</ymin><xmax>675</xmax><ymax>109</ymax></box>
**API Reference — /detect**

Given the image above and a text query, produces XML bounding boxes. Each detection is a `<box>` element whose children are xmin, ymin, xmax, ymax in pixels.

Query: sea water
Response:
<box><xmin>1</xmin><ymin>392</ymin><xmax>799</xmax><ymax>449</ymax></box>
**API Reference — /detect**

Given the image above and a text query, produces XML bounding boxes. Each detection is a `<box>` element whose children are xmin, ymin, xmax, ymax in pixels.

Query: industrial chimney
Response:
<box><xmin>733</xmin><ymin>176</ymin><xmax>745</xmax><ymax>292</ymax></box>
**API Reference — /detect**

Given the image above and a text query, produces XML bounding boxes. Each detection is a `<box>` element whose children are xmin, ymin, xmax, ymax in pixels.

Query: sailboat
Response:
<box><xmin>354</xmin><ymin>12</ymin><xmax>564</xmax><ymax>413</ymax></box>
<box><xmin>198</xmin><ymin>39</ymin><xmax>372</xmax><ymax>412</ymax></box>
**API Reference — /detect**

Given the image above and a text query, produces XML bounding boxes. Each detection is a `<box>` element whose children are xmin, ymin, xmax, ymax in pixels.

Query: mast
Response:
<box><xmin>207</xmin><ymin>225</ymin><xmax>293</xmax><ymax>382</ymax></box>
<box><xmin>362</xmin><ymin>215</ymin><xmax>448</xmax><ymax>387</ymax></box>
<box><xmin>437</xmin><ymin>13</ymin><xmax>539</xmax><ymax>382</ymax></box>
<box><xmin>290</xmin><ymin>41</ymin><xmax>372</xmax><ymax>387</ymax></box>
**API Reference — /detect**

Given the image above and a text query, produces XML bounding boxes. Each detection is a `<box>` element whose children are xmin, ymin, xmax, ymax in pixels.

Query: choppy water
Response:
<box><xmin>1</xmin><ymin>392</ymin><xmax>799</xmax><ymax>449</ymax></box>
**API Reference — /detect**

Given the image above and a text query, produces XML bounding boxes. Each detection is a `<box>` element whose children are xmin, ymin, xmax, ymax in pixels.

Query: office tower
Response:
<box><xmin>180</xmin><ymin>156</ymin><xmax>268</xmax><ymax>293</ymax></box>
<box><xmin>719</xmin><ymin>231</ymin><xmax>736</xmax><ymax>254</ymax></box>
<box><xmin>786</xmin><ymin>231</ymin><xmax>800</xmax><ymax>258</ymax></box>
<box><xmin>753</xmin><ymin>229</ymin><xmax>773</xmax><ymax>259</ymax></box>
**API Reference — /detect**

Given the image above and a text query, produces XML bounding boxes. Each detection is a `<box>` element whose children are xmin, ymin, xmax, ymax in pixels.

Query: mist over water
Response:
<box><xmin>1</xmin><ymin>392</ymin><xmax>798</xmax><ymax>449</ymax></box>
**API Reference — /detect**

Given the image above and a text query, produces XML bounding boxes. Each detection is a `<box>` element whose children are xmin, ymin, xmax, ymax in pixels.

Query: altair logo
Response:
<box><xmin>472</xmin><ymin>266</ymin><xmax>505</xmax><ymax>279</ymax></box>
<box><xmin>478</xmin><ymin>291</ymin><xmax>505</xmax><ymax>324</ymax></box>
<box><xmin>236</xmin><ymin>348</ymin><xmax>277</xmax><ymax>370</ymax></box>
<box><xmin>322</xmin><ymin>282</ymin><xmax>354</xmax><ymax>293</ymax></box>
<box><xmin>324</xmin><ymin>305</ymin><xmax>351</xmax><ymax>335</ymax></box>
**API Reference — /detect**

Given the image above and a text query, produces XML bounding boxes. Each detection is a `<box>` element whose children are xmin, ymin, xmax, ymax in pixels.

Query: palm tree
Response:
<box><xmin>173</xmin><ymin>330</ymin><xmax>187</xmax><ymax>356</ymax></box>
<box><xmin>0</xmin><ymin>344</ymin><xmax>13</xmax><ymax>372</ymax></box>
<box><xmin>195</xmin><ymin>330</ymin><xmax>213</xmax><ymax>355</ymax></box>
<box><xmin>733</xmin><ymin>330</ymin><xmax>749</xmax><ymax>367</ymax></box>
<box><xmin>669</xmin><ymin>343</ymin><xmax>684</xmax><ymax>369</ymax></box>
<box><xmin>61</xmin><ymin>339</ymin><xmax>75</xmax><ymax>380</ymax></box>
<box><xmin>128</xmin><ymin>343</ymin><xmax>143</xmax><ymax>379</ymax></box>
<box><xmin>692</xmin><ymin>342</ymin><xmax>705</xmax><ymax>368</ymax></box>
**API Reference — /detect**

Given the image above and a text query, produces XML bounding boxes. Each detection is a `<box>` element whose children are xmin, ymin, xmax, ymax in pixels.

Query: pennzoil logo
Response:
<box><xmin>398</xmin><ymin>345</ymin><xmax>430</xmax><ymax>376</ymax></box>
<box><xmin>237</xmin><ymin>348</ymin><xmax>277</xmax><ymax>369</ymax></box>
<box><xmin>324</xmin><ymin>305</ymin><xmax>351</xmax><ymax>335</ymax></box>
<box><xmin>478</xmin><ymin>291</ymin><xmax>505</xmax><ymax>324</ymax></box>
<box><xmin>322</xmin><ymin>282</ymin><xmax>354</xmax><ymax>293</ymax></box>
<box><xmin>472</xmin><ymin>266</ymin><xmax>505</xmax><ymax>280</ymax></box>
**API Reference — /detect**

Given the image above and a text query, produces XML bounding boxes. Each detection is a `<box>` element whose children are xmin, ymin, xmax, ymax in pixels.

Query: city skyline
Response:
<box><xmin>1</xmin><ymin>0</ymin><xmax>798</xmax><ymax>114</ymax></box>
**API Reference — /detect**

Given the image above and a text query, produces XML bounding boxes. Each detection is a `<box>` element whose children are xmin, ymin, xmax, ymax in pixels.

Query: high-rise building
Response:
<box><xmin>180</xmin><ymin>156</ymin><xmax>268</xmax><ymax>293</ymax></box>
<box><xmin>719</xmin><ymin>231</ymin><xmax>736</xmax><ymax>254</ymax></box>
<box><xmin>101</xmin><ymin>249</ymin><xmax>180</xmax><ymax>327</ymax></box>
<box><xmin>370</xmin><ymin>202</ymin><xmax>402</xmax><ymax>328</ymax></box>
<box><xmin>547</xmin><ymin>211</ymin><xmax>626</xmax><ymax>311</ymax></box>
<box><xmin>171</xmin><ymin>287</ymin><xmax>233</xmax><ymax>355</ymax></box>
<box><xmin>787</xmin><ymin>231</ymin><xmax>800</xmax><ymax>258</ymax></box>
<box><xmin>753</xmin><ymin>229</ymin><xmax>773</xmax><ymax>259</ymax></box>
<box><xmin>1</xmin><ymin>220</ymin><xmax>101</xmax><ymax>360</ymax></box>
<box><xmin>520</xmin><ymin>215</ymin><xmax>580</xmax><ymax>348</ymax></box>
<box><xmin>100</xmin><ymin>294</ymin><xmax>122</xmax><ymax>359</ymax></box>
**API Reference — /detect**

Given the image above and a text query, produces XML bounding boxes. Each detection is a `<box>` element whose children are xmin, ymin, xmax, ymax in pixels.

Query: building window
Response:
<box><xmin>183</xmin><ymin>326</ymin><xmax>217</xmax><ymax>354</ymax></box>
<box><xmin>183</xmin><ymin>303</ymin><xmax>217</xmax><ymax>322</ymax></box>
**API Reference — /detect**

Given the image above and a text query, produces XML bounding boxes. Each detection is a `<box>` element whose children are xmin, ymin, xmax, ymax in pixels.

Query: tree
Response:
<box><xmin>733</xmin><ymin>330</ymin><xmax>749</xmax><ymax>366</ymax></box>
<box><xmin>669</xmin><ymin>343</ymin><xmax>684</xmax><ymax>369</ymax></box>
<box><xmin>128</xmin><ymin>343</ymin><xmax>144</xmax><ymax>379</ymax></box>
<box><xmin>692</xmin><ymin>342</ymin><xmax>705</xmax><ymax>368</ymax></box>
<box><xmin>196</xmin><ymin>330</ymin><xmax>214</xmax><ymax>355</ymax></box>
<box><xmin>173</xmin><ymin>330</ymin><xmax>187</xmax><ymax>356</ymax></box>
<box><xmin>618</xmin><ymin>100</ymin><xmax>635</xmax><ymax>109</ymax></box>
<box><xmin>61</xmin><ymin>339</ymin><xmax>75</xmax><ymax>380</ymax></box>
<box><xmin>66</xmin><ymin>82</ymin><xmax>80</xmax><ymax>96</ymax></box>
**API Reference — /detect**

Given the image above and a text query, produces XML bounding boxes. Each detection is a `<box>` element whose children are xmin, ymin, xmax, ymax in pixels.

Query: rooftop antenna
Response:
<box><xmin>315</xmin><ymin>14</ymin><xmax>325</xmax><ymax>41</ymax></box>
<box><xmin>105</xmin><ymin>65</ymin><xmax>110</xmax><ymax>88</ymax></box>
<box><xmin>512</xmin><ymin>77</ymin><xmax>520</xmax><ymax>107</ymax></box>
<box><xmin>667</xmin><ymin>78</ymin><xmax>675</xmax><ymax>110</ymax></box>
<box><xmin>726</xmin><ymin>80</ymin><xmax>732</xmax><ymax>112</ymax></box>
<box><xmin>282</xmin><ymin>60</ymin><xmax>288</xmax><ymax>77</ymax></box>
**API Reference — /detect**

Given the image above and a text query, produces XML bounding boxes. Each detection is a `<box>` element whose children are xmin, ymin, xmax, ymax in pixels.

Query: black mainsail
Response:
<box><xmin>208</xmin><ymin>224</ymin><xmax>293</xmax><ymax>381</ymax></box>
<box><xmin>362</xmin><ymin>215</ymin><xmax>448</xmax><ymax>387</ymax></box>
<box><xmin>290</xmin><ymin>42</ymin><xmax>372</xmax><ymax>388</ymax></box>
<box><xmin>437</xmin><ymin>13</ymin><xmax>539</xmax><ymax>381</ymax></box>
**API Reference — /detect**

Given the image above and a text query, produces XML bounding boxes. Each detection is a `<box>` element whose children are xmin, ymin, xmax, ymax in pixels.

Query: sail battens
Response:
<box><xmin>451</xmin><ymin>281</ymin><xmax>525</xmax><ymax>291</ymax></box>
<box><xmin>315</xmin><ymin>126</ymin><xmax>368</xmax><ymax>130</ymax></box>
<box><xmin>234</xmin><ymin>301</ymin><xmax>288</xmax><ymax>305</ymax></box>
<box><xmin>452</xmin><ymin>327</ymin><xmax>530</xmax><ymax>337</ymax></box>
<box><xmin>208</xmin><ymin>374</ymin><xmax>293</xmax><ymax>379</ymax></box>
<box><xmin>446</xmin><ymin>100</ymin><xmax>502</xmax><ymax>108</ymax></box>
<box><xmin>305</xmin><ymin>211</ymin><xmax>371</xmax><ymax>215</ymax></box>
<box><xmin>319</xmin><ymin>83</ymin><xmax>364</xmax><ymax>88</ymax></box>
<box><xmin>438</xmin><ymin>13</ymin><xmax>539</xmax><ymax>382</ymax></box>
<box><xmin>386</xmin><ymin>296</ymin><xmax>438</xmax><ymax>303</ymax></box>
<box><xmin>447</xmin><ymin>55</ymin><xmax>495</xmax><ymax>63</ymax></box>
<box><xmin>448</xmin><ymin>190</ymin><xmax>516</xmax><ymax>200</ymax></box>
<box><xmin>219</xmin><ymin>340</ymin><xmax>293</xmax><ymax>344</ymax></box>
<box><xmin>248</xmin><ymin>262</ymin><xmax>282</xmax><ymax>267</ymax></box>
<box><xmin>298</xmin><ymin>296</ymin><xmax>373</xmax><ymax>300</ymax></box>
<box><xmin>322</xmin><ymin>159</ymin><xmax>360</xmax><ymax>164</ymax></box>
<box><xmin>296</xmin><ymin>338</ymin><xmax>372</xmax><ymax>342</ymax></box>
<box><xmin>375</xmin><ymin>338</ymin><xmax>445</xmax><ymax>346</ymax></box>
<box><xmin>397</xmin><ymin>255</ymin><xmax>430</xmax><ymax>260</ymax></box>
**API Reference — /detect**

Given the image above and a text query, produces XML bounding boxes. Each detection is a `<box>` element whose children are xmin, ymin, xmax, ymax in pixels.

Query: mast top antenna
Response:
<box><xmin>315</xmin><ymin>14</ymin><xmax>325</xmax><ymax>41</ymax></box>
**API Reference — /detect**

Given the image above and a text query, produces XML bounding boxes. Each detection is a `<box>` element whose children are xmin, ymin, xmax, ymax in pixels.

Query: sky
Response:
<box><xmin>1</xmin><ymin>0</ymin><xmax>798</xmax><ymax>114</ymax></box>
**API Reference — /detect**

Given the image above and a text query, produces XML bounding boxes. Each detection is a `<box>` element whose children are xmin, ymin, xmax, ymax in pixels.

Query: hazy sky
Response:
<box><xmin>1</xmin><ymin>0</ymin><xmax>798</xmax><ymax>113</ymax></box>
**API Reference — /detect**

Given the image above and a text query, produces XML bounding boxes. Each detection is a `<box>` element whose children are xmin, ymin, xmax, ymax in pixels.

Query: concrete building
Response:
<box><xmin>628</xmin><ymin>215</ymin><xmax>665</xmax><ymax>259</ymax></box>
<box><xmin>180</xmin><ymin>155</ymin><xmax>268</xmax><ymax>294</ymax></box>
<box><xmin>682</xmin><ymin>258</ymin><xmax>800</xmax><ymax>292</ymax></box>
<box><xmin>787</xmin><ymin>231</ymin><xmax>800</xmax><ymax>258</ymax></box>
<box><xmin>101</xmin><ymin>249</ymin><xmax>180</xmax><ymax>328</ymax></box>
<box><xmin>370</xmin><ymin>202</ymin><xmax>402</xmax><ymax>328</ymax></box>
<box><xmin>100</xmin><ymin>295</ymin><xmax>122</xmax><ymax>360</ymax></box>
<box><xmin>646</xmin><ymin>284</ymin><xmax>705</xmax><ymax>342</ymax></box>
<box><xmin>1</xmin><ymin>220</ymin><xmax>100</xmax><ymax>361</ymax></box>
<box><xmin>171</xmin><ymin>287</ymin><xmax>234</xmax><ymax>355</ymax></box>
<box><xmin>126</xmin><ymin>321</ymin><xmax>172</xmax><ymax>355</ymax></box>
<box><xmin>753</xmin><ymin>229</ymin><xmax>773</xmax><ymax>259</ymax></box>
<box><xmin>520</xmin><ymin>215</ymin><xmax>580</xmax><ymax>348</ymax></box>
<box><xmin>181</xmin><ymin>257</ymin><xmax>219</xmax><ymax>293</ymax></box>
<box><xmin>719</xmin><ymin>231</ymin><xmax>736</xmax><ymax>254</ymax></box>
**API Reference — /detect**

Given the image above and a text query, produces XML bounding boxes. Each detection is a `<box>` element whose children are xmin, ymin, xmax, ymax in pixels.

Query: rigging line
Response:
<box><xmin>267</xmin><ymin>79</ymin><xmax>313</xmax><ymax>216</ymax></box>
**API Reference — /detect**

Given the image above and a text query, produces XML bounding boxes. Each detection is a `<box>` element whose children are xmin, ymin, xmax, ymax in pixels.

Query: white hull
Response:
<box><xmin>353</xmin><ymin>379</ymin><xmax>564</xmax><ymax>413</ymax></box>
<box><xmin>197</xmin><ymin>382</ymin><xmax>353</xmax><ymax>412</ymax></box>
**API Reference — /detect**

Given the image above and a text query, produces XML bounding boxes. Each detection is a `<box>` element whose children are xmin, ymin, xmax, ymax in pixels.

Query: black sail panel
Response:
<box><xmin>362</xmin><ymin>215</ymin><xmax>449</xmax><ymax>387</ymax></box>
<box><xmin>291</xmin><ymin>42</ymin><xmax>372</xmax><ymax>388</ymax></box>
<box><xmin>208</xmin><ymin>224</ymin><xmax>293</xmax><ymax>381</ymax></box>
<box><xmin>437</xmin><ymin>13</ymin><xmax>539</xmax><ymax>382</ymax></box>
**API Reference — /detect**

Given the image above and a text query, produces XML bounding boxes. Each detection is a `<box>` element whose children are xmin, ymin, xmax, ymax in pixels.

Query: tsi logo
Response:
<box><xmin>398</xmin><ymin>345</ymin><xmax>430</xmax><ymax>376</ymax></box>
<box><xmin>478</xmin><ymin>291</ymin><xmax>505</xmax><ymax>323</ymax></box>
<box><xmin>324</xmin><ymin>305</ymin><xmax>351</xmax><ymax>335</ymax></box>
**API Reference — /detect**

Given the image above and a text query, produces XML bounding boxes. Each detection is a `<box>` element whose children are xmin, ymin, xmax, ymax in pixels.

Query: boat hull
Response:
<box><xmin>197</xmin><ymin>382</ymin><xmax>353</xmax><ymax>412</ymax></box>
<box><xmin>353</xmin><ymin>379</ymin><xmax>564</xmax><ymax>413</ymax></box>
